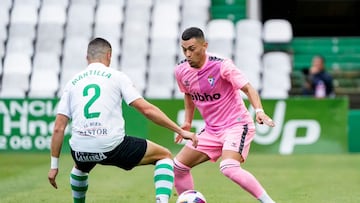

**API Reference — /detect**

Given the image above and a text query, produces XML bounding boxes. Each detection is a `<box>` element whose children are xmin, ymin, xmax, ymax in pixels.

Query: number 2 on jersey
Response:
<box><xmin>83</xmin><ymin>84</ymin><xmax>101</xmax><ymax>119</ymax></box>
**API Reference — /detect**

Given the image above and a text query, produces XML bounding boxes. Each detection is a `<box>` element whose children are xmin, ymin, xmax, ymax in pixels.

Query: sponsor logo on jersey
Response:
<box><xmin>190</xmin><ymin>92</ymin><xmax>221</xmax><ymax>101</ymax></box>
<box><xmin>77</xmin><ymin>128</ymin><xmax>108</xmax><ymax>136</ymax></box>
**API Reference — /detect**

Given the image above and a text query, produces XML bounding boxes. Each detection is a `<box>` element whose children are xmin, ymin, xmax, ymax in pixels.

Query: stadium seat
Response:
<box><xmin>235</xmin><ymin>37</ymin><xmax>263</xmax><ymax>56</ymax></box>
<box><xmin>98</xmin><ymin>0</ymin><xmax>125</xmax><ymax>7</ymax></box>
<box><xmin>121</xmin><ymin>22</ymin><xmax>149</xmax><ymax>71</ymax></box>
<box><xmin>28</xmin><ymin>70</ymin><xmax>59</xmax><ymax>98</ymax></box>
<box><xmin>235</xmin><ymin>52</ymin><xmax>262</xmax><ymax>91</ymax></box>
<box><xmin>121</xmin><ymin>68</ymin><xmax>147</xmax><ymax>94</ymax></box>
<box><xmin>9</xmin><ymin>4</ymin><xmax>38</xmax><ymax>40</ymax></box>
<box><xmin>210</xmin><ymin>5</ymin><xmax>246</xmax><ymax>23</ymax></box>
<box><xmin>151</xmin><ymin>3</ymin><xmax>180</xmax><ymax>39</ymax></box>
<box><xmin>66</xmin><ymin>4</ymin><xmax>95</xmax><ymax>39</ymax></box>
<box><xmin>1</xmin><ymin>53</ymin><xmax>32</xmax><ymax>96</ymax></box>
<box><xmin>39</xmin><ymin>4</ymin><xmax>67</xmax><ymax>25</ymax></box>
<box><xmin>41</xmin><ymin>0</ymin><xmax>69</xmax><ymax>7</ymax></box>
<box><xmin>0</xmin><ymin>0</ymin><xmax>13</xmax><ymax>10</ymax></box>
<box><xmin>263</xmin><ymin>19</ymin><xmax>293</xmax><ymax>43</ymax></box>
<box><xmin>3</xmin><ymin>53</ymin><xmax>32</xmax><ymax>76</ymax></box>
<box><xmin>6</xmin><ymin>37</ymin><xmax>34</xmax><ymax>56</ymax></box>
<box><xmin>36</xmin><ymin>24</ymin><xmax>64</xmax><ymax>55</ymax></box>
<box><xmin>127</xmin><ymin>0</ymin><xmax>153</xmax><ymax>8</ymax></box>
<box><xmin>146</xmin><ymin>67</ymin><xmax>174</xmax><ymax>99</ymax></box>
<box><xmin>206</xmin><ymin>19</ymin><xmax>235</xmax><ymax>59</ymax></box>
<box><xmin>94</xmin><ymin>4</ymin><xmax>124</xmax><ymax>40</ymax></box>
<box><xmin>261</xmin><ymin>51</ymin><xmax>292</xmax><ymax>98</ymax></box>
<box><xmin>0</xmin><ymin>88</ymin><xmax>27</xmax><ymax>98</ymax></box>
<box><xmin>235</xmin><ymin>19</ymin><xmax>263</xmax><ymax>39</ymax></box>
<box><xmin>120</xmin><ymin>38</ymin><xmax>148</xmax><ymax>70</ymax></box>
<box><xmin>36</xmin><ymin>4</ymin><xmax>66</xmax><ymax>55</ymax></box>
<box><xmin>181</xmin><ymin>0</ymin><xmax>210</xmax><ymax>31</ymax></box>
<box><xmin>0</xmin><ymin>41</ymin><xmax>5</xmax><ymax>59</ymax></box>
<box><xmin>71</xmin><ymin>0</ymin><xmax>96</xmax><ymax>6</ymax></box>
<box><xmin>13</xmin><ymin>0</ymin><xmax>41</xmax><ymax>8</ymax></box>
<box><xmin>0</xmin><ymin>57</ymin><xmax>2</xmax><ymax>75</ymax></box>
<box><xmin>263</xmin><ymin>51</ymin><xmax>292</xmax><ymax>74</ymax></box>
<box><xmin>62</xmin><ymin>36</ymin><xmax>89</xmax><ymax>73</ymax></box>
<box><xmin>33</xmin><ymin>52</ymin><xmax>61</xmax><ymax>73</ymax></box>
<box><xmin>0</xmin><ymin>6</ymin><xmax>10</xmax><ymax>42</ymax></box>
<box><xmin>150</xmin><ymin>38</ymin><xmax>178</xmax><ymax>61</ymax></box>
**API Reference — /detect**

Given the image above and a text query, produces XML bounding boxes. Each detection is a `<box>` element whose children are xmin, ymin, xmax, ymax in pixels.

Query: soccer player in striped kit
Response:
<box><xmin>174</xmin><ymin>27</ymin><xmax>276</xmax><ymax>203</ymax></box>
<box><xmin>47</xmin><ymin>38</ymin><xmax>198</xmax><ymax>203</ymax></box>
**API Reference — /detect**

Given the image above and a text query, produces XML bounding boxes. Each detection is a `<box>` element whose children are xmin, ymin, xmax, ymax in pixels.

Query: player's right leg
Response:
<box><xmin>174</xmin><ymin>129</ymin><xmax>223</xmax><ymax>195</ymax></box>
<box><xmin>173</xmin><ymin>145</ymin><xmax>210</xmax><ymax>195</ymax></box>
<box><xmin>138</xmin><ymin>140</ymin><xmax>174</xmax><ymax>203</ymax></box>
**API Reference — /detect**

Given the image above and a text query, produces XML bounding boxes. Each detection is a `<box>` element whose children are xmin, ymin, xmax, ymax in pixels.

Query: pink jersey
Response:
<box><xmin>175</xmin><ymin>53</ymin><xmax>255</xmax><ymax>134</ymax></box>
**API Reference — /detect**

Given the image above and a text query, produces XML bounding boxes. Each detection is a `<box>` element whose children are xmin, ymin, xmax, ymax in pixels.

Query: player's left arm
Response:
<box><xmin>241</xmin><ymin>83</ymin><xmax>275</xmax><ymax>127</ymax></box>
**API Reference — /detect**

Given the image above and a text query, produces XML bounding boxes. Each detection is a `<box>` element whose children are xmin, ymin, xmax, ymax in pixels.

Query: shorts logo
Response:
<box><xmin>75</xmin><ymin>152</ymin><xmax>107</xmax><ymax>162</ymax></box>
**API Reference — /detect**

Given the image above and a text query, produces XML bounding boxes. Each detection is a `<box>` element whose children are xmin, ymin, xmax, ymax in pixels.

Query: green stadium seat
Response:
<box><xmin>210</xmin><ymin>5</ymin><xmax>246</xmax><ymax>23</ymax></box>
<box><xmin>211</xmin><ymin>0</ymin><xmax>246</xmax><ymax>5</ymax></box>
<box><xmin>210</xmin><ymin>0</ymin><xmax>247</xmax><ymax>23</ymax></box>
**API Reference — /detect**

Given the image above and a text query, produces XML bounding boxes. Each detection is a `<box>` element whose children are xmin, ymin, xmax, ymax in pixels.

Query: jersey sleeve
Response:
<box><xmin>57</xmin><ymin>83</ymin><xmax>71</xmax><ymax>118</ymax></box>
<box><xmin>175</xmin><ymin>66</ymin><xmax>187</xmax><ymax>93</ymax></box>
<box><xmin>220</xmin><ymin>59</ymin><xmax>249</xmax><ymax>89</ymax></box>
<box><xmin>118</xmin><ymin>73</ymin><xmax>142</xmax><ymax>105</ymax></box>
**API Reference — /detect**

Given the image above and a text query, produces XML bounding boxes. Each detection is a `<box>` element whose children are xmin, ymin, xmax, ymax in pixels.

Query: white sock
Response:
<box><xmin>258</xmin><ymin>191</ymin><xmax>276</xmax><ymax>203</ymax></box>
<box><xmin>156</xmin><ymin>195</ymin><xmax>168</xmax><ymax>203</ymax></box>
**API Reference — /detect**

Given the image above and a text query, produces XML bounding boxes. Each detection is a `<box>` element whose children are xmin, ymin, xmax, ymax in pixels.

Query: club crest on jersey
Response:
<box><xmin>208</xmin><ymin>76</ymin><xmax>215</xmax><ymax>87</ymax></box>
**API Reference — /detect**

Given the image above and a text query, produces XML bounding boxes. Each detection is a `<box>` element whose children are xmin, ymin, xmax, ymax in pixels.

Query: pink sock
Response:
<box><xmin>220</xmin><ymin>159</ymin><xmax>264</xmax><ymax>199</ymax></box>
<box><xmin>173</xmin><ymin>158</ymin><xmax>194</xmax><ymax>195</ymax></box>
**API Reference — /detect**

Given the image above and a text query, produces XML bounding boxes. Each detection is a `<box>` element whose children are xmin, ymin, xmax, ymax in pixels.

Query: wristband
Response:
<box><xmin>255</xmin><ymin>108</ymin><xmax>264</xmax><ymax>113</ymax></box>
<box><xmin>51</xmin><ymin>156</ymin><xmax>59</xmax><ymax>169</ymax></box>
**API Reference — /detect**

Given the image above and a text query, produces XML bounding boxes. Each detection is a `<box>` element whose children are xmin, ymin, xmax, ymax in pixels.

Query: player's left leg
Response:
<box><xmin>70</xmin><ymin>150</ymin><xmax>96</xmax><ymax>203</ymax></box>
<box><xmin>70</xmin><ymin>166</ymin><xmax>90</xmax><ymax>203</ymax></box>
<box><xmin>219</xmin><ymin>125</ymin><xmax>276</xmax><ymax>203</ymax></box>
<box><xmin>138</xmin><ymin>140</ymin><xmax>174</xmax><ymax>203</ymax></box>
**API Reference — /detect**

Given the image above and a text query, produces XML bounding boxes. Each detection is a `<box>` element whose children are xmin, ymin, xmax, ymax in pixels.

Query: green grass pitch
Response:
<box><xmin>0</xmin><ymin>153</ymin><xmax>359</xmax><ymax>203</ymax></box>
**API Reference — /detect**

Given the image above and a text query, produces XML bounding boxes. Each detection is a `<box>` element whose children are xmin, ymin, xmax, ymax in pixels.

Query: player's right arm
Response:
<box><xmin>182</xmin><ymin>93</ymin><xmax>195</xmax><ymax>130</ymax></box>
<box><xmin>48</xmin><ymin>114</ymin><xmax>69</xmax><ymax>189</ymax></box>
<box><xmin>175</xmin><ymin>93</ymin><xmax>195</xmax><ymax>144</ymax></box>
<box><xmin>130</xmin><ymin>98</ymin><xmax>198</xmax><ymax>147</ymax></box>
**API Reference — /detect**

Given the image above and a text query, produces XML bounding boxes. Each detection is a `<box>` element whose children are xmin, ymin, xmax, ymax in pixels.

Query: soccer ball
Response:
<box><xmin>176</xmin><ymin>190</ymin><xmax>207</xmax><ymax>203</ymax></box>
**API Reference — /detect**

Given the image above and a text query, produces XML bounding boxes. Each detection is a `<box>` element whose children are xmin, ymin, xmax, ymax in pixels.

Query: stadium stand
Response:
<box><xmin>234</xmin><ymin>19</ymin><xmax>263</xmax><ymax>93</ymax></box>
<box><xmin>0</xmin><ymin>0</ymin><xmax>359</xmax><ymax>107</ymax></box>
<box><xmin>288</xmin><ymin>36</ymin><xmax>360</xmax><ymax>107</ymax></box>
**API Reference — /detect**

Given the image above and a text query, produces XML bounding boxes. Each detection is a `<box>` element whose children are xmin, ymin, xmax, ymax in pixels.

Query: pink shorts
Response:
<box><xmin>185</xmin><ymin>124</ymin><xmax>255</xmax><ymax>163</ymax></box>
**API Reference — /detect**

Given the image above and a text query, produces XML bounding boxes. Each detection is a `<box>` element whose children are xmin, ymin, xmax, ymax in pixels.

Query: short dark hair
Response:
<box><xmin>87</xmin><ymin>38</ymin><xmax>112</xmax><ymax>60</ymax></box>
<box><xmin>181</xmin><ymin>27</ymin><xmax>205</xmax><ymax>41</ymax></box>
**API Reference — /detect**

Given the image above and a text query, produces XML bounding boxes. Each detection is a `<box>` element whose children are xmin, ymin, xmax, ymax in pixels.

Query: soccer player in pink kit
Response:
<box><xmin>174</xmin><ymin>27</ymin><xmax>276</xmax><ymax>203</ymax></box>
